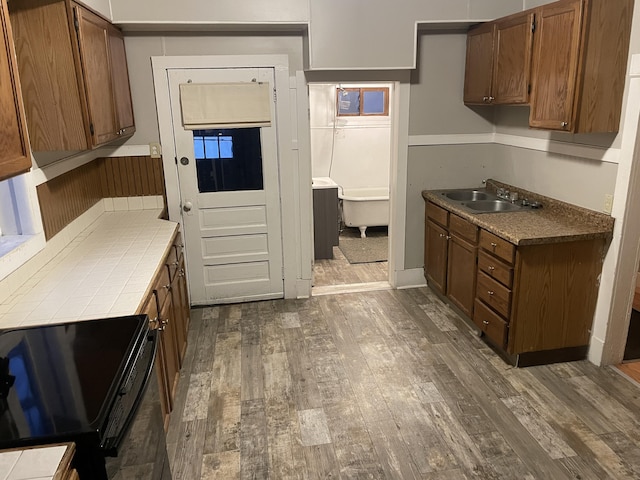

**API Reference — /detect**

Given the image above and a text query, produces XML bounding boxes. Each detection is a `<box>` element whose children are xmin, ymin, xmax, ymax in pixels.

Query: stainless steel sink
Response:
<box><xmin>434</xmin><ymin>188</ymin><xmax>524</xmax><ymax>214</ymax></box>
<box><xmin>463</xmin><ymin>199</ymin><xmax>522</xmax><ymax>213</ymax></box>
<box><xmin>443</xmin><ymin>190</ymin><xmax>489</xmax><ymax>202</ymax></box>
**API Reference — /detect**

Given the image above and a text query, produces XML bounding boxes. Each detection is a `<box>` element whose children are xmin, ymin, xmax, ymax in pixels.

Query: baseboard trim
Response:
<box><xmin>394</xmin><ymin>268</ymin><xmax>427</xmax><ymax>289</ymax></box>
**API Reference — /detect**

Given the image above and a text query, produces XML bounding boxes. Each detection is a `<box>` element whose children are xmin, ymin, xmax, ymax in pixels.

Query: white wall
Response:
<box><xmin>309</xmin><ymin>83</ymin><xmax>391</xmax><ymax>189</ymax></box>
<box><xmin>110</xmin><ymin>0</ymin><xmax>525</xmax><ymax>69</ymax></box>
<box><xmin>79</xmin><ymin>0</ymin><xmax>112</xmax><ymax>19</ymax></box>
<box><xmin>122</xmin><ymin>33</ymin><xmax>305</xmax><ymax>146</ymax></box>
<box><xmin>111</xmin><ymin>0</ymin><xmax>309</xmax><ymax>23</ymax></box>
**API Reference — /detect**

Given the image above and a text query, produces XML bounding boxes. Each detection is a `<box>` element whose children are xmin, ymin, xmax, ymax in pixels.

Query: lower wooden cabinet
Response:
<box><xmin>424</xmin><ymin>198</ymin><xmax>605</xmax><ymax>366</ymax></box>
<box><xmin>424</xmin><ymin>201</ymin><xmax>479</xmax><ymax>318</ymax></box>
<box><xmin>138</xmin><ymin>226</ymin><xmax>190</xmax><ymax>428</ymax></box>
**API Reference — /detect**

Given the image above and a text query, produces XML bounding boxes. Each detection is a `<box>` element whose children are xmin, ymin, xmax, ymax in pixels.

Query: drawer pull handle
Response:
<box><xmin>490</xmin><ymin>242</ymin><xmax>498</xmax><ymax>248</ymax></box>
<box><xmin>488</xmin><ymin>266</ymin><xmax>495</xmax><ymax>271</ymax></box>
<box><xmin>482</xmin><ymin>320</ymin><xmax>489</xmax><ymax>325</ymax></box>
<box><xmin>488</xmin><ymin>290</ymin><xmax>494</xmax><ymax>296</ymax></box>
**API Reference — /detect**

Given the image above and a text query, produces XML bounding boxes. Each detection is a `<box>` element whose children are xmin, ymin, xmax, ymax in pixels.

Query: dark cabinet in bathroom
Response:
<box><xmin>313</xmin><ymin>186</ymin><xmax>339</xmax><ymax>259</ymax></box>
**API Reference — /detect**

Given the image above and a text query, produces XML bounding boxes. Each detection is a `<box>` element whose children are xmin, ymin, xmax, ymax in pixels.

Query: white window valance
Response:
<box><xmin>179</xmin><ymin>82</ymin><xmax>272</xmax><ymax>130</ymax></box>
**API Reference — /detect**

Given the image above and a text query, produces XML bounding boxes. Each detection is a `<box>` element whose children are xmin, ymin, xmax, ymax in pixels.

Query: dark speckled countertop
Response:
<box><xmin>422</xmin><ymin>179</ymin><xmax>614</xmax><ymax>246</ymax></box>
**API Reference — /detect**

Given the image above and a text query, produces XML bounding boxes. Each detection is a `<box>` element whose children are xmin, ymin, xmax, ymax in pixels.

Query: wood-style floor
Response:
<box><xmin>312</xmin><ymin>245</ymin><xmax>388</xmax><ymax>287</ymax></box>
<box><xmin>165</xmin><ymin>286</ymin><xmax>640</xmax><ymax>479</ymax></box>
<box><xmin>616</xmin><ymin>361</ymin><xmax>640</xmax><ymax>384</ymax></box>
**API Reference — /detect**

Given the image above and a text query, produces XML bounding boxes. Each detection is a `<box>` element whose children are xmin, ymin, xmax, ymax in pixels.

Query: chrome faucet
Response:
<box><xmin>496</xmin><ymin>188</ymin><xmax>510</xmax><ymax>200</ymax></box>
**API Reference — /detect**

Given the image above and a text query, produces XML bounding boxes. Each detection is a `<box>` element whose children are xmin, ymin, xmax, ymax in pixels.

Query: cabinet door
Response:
<box><xmin>158</xmin><ymin>292</ymin><xmax>180</xmax><ymax>409</ymax></box>
<box><xmin>529</xmin><ymin>0</ymin><xmax>583</xmax><ymax>131</ymax></box>
<box><xmin>492</xmin><ymin>12</ymin><xmax>534</xmax><ymax>104</ymax></box>
<box><xmin>170</xmin><ymin>259</ymin><xmax>187</xmax><ymax>365</ymax></box>
<box><xmin>0</xmin><ymin>0</ymin><xmax>30</xmax><ymax>181</ymax></box>
<box><xmin>107</xmin><ymin>26</ymin><xmax>135</xmax><ymax>136</ymax></box>
<box><xmin>424</xmin><ymin>219</ymin><xmax>448</xmax><ymax>294</ymax></box>
<box><xmin>463</xmin><ymin>22</ymin><xmax>495</xmax><ymax>105</ymax></box>
<box><xmin>446</xmin><ymin>234</ymin><xmax>477</xmax><ymax>318</ymax></box>
<box><xmin>73</xmin><ymin>4</ymin><xmax>118</xmax><ymax>146</ymax></box>
<box><xmin>141</xmin><ymin>294</ymin><xmax>172</xmax><ymax>419</ymax></box>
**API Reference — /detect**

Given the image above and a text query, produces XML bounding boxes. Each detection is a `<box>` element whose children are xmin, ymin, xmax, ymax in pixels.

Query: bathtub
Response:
<box><xmin>339</xmin><ymin>187</ymin><xmax>389</xmax><ymax>238</ymax></box>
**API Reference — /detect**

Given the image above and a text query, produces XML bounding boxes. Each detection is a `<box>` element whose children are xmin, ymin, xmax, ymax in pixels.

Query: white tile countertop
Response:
<box><xmin>0</xmin><ymin>209</ymin><xmax>178</xmax><ymax>329</ymax></box>
<box><xmin>0</xmin><ymin>444</ymin><xmax>70</xmax><ymax>480</ymax></box>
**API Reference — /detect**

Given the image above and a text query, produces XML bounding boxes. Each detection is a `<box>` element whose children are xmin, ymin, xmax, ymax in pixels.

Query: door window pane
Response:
<box><xmin>193</xmin><ymin>128</ymin><xmax>264</xmax><ymax>193</ymax></box>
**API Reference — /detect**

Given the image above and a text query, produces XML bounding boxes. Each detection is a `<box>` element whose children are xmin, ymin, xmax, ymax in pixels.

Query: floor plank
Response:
<box><xmin>167</xmin><ymin>285</ymin><xmax>640</xmax><ymax>479</ymax></box>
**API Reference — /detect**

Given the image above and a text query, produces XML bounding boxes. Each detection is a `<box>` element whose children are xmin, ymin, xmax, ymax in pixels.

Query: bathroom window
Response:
<box><xmin>337</xmin><ymin>87</ymin><xmax>389</xmax><ymax>116</ymax></box>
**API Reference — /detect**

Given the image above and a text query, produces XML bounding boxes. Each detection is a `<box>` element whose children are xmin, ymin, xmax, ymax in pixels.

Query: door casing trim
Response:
<box><xmin>152</xmin><ymin>54</ymin><xmax>306</xmax><ymax>301</ymax></box>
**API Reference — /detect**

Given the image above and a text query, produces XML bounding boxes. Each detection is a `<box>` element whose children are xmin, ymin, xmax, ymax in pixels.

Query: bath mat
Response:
<box><xmin>338</xmin><ymin>229</ymin><xmax>388</xmax><ymax>264</ymax></box>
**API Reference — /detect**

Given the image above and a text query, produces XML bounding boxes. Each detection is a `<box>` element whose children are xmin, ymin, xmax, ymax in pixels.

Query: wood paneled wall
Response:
<box><xmin>98</xmin><ymin>155</ymin><xmax>165</xmax><ymax>198</ymax></box>
<box><xmin>37</xmin><ymin>156</ymin><xmax>166</xmax><ymax>240</ymax></box>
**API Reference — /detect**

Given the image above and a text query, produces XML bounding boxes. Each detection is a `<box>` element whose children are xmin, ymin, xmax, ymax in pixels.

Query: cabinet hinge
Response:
<box><xmin>273</xmin><ymin>88</ymin><xmax>277</xmax><ymax>102</ymax></box>
<box><xmin>73</xmin><ymin>9</ymin><xmax>79</xmax><ymax>32</ymax></box>
<box><xmin>174</xmin><ymin>156</ymin><xmax>178</xmax><ymax>165</ymax></box>
<box><xmin>528</xmin><ymin>84</ymin><xmax>532</xmax><ymax>95</ymax></box>
<box><xmin>89</xmin><ymin>123</ymin><xmax>94</xmax><ymax>135</ymax></box>
<box><xmin>531</xmin><ymin>16</ymin><xmax>536</xmax><ymax>33</ymax></box>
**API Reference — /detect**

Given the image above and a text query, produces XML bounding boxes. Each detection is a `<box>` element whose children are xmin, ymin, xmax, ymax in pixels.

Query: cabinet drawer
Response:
<box><xmin>450</xmin><ymin>214</ymin><xmax>478</xmax><ymax>244</ymax></box>
<box><xmin>476</xmin><ymin>271</ymin><xmax>511</xmax><ymax>319</ymax></box>
<box><xmin>426</xmin><ymin>201</ymin><xmax>448</xmax><ymax>227</ymax></box>
<box><xmin>480</xmin><ymin>230</ymin><xmax>515</xmax><ymax>264</ymax></box>
<box><xmin>478</xmin><ymin>250</ymin><xmax>513</xmax><ymax>287</ymax></box>
<box><xmin>474</xmin><ymin>298</ymin><xmax>509</xmax><ymax>348</ymax></box>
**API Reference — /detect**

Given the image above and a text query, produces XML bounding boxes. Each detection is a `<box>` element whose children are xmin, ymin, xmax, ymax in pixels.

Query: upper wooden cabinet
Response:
<box><xmin>0</xmin><ymin>0</ymin><xmax>31</xmax><ymax>182</ymax></box>
<box><xmin>530</xmin><ymin>0</ymin><xmax>633</xmax><ymax>133</ymax></box>
<box><xmin>492</xmin><ymin>12</ymin><xmax>534</xmax><ymax>105</ymax></box>
<box><xmin>464</xmin><ymin>0</ymin><xmax>633</xmax><ymax>133</ymax></box>
<box><xmin>8</xmin><ymin>0</ymin><xmax>135</xmax><ymax>155</ymax></box>
<box><xmin>464</xmin><ymin>11</ymin><xmax>533</xmax><ymax>105</ymax></box>
<box><xmin>463</xmin><ymin>23</ymin><xmax>495</xmax><ymax>105</ymax></box>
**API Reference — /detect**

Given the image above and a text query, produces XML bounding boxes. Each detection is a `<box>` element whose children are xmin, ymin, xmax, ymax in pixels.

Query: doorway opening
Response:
<box><xmin>617</xmin><ymin>261</ymin><xmax>640</xmax><ymax>383</ymax></box>
<box><xmin>309</xmin><ymin>82</ymin><xmax>393</xmax><ymax>295</ymax></box>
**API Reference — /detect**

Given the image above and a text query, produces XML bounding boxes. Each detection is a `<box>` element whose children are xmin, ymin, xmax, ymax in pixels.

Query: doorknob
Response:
<box><xmin>183</xmin><ymin>201</ymin><xmax>193</xmax><ymax>212</ymax></box>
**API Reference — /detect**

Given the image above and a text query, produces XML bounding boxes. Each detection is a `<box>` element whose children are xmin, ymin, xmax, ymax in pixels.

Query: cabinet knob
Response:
<box><xmin>488</xmin><ymin>96</ymin><xmax>494</xmax><ymax>102</ymax></box>
<box><xmin>490</xmin><ymin>242</ymin><xmax>498</xmax><ymax>249</ymax></box>
<box><xmin>483</xmin><ymin>96</ymin><xmax>489</xmax><ymax>102</ymax></box>
<box><xmin>488</xmin><ymin>266</ymin><xmax>495</xmax><ymax>271</ymax></box>
<box><xmin>482</xmin><ymin>320</ymin><xmax>489</xmax><ymax>325</ymax></box>
<box><xmin>446</xmin><ymin>235</ymin><xmax>451</xmax><ymax>240</ymax></box>
<box><xmin>488</xmin><ymin>290</ymin><xmax>494</xmax><ymax>296</ymax></box>
<box><xmin>561</xmin><ymin>121</ymin><xmax>568</xmax><ymax>128</ymax></box>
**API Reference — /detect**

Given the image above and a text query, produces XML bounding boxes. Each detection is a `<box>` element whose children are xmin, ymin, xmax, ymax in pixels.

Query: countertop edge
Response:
<box><xmin>422</xmin><ymin>190</ymin><xmax>614</xmax><ymax>246</ymax></box>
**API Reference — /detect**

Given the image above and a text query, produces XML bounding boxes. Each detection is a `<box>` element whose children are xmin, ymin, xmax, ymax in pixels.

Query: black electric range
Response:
<box><xmin>0</xmin><ymin>315</ymin><xmax>159</xmax><ymax>479</ymax></box>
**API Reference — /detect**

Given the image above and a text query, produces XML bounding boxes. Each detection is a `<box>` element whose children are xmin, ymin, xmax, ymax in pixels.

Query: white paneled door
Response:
<box><xmin>168</xmin><ymin>68</ymin><xmax>283</xmax><ymax>304</ymax></box>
